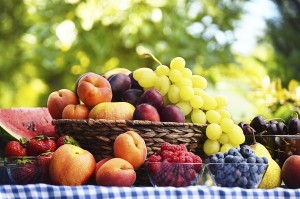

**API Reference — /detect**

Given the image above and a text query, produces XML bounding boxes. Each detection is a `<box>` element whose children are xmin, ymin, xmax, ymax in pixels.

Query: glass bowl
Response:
<box><xmin>206</xmin><ymin>162</ymin><xmax>268</xmax><ymax>189</ymax></box>
<box><xmin>5</xmin><ymin>156</ymin><xmax>42</xmax><ymax>184</ymax></box>
<box><xmin>144</xmin><ymin>161</ymin><xmax>204</xmax><ymax>187</ymax></box>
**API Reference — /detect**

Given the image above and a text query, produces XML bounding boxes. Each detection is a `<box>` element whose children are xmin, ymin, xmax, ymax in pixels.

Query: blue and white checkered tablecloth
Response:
<box><xmin>0</xmin><ymin>184</ymin><xmax>300</xmax><ymax>199</ymax></box>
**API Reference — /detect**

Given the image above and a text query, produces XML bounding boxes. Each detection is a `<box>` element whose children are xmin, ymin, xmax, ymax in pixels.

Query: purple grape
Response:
<box><xmin>250</xmin><ymin>116</ymin><xmax>267</xmax><ymax>133</ymax></box>
<box><xmin>287</xmin><ymin>118</ymin><xmax>300</xmax><ymax>135</ymax></box>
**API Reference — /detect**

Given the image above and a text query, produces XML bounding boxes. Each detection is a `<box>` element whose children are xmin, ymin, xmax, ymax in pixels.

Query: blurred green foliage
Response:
<box><xmin>0</xmin><ymin>0</ymin><xmax>299</xmax><ymax>122</ymax></box>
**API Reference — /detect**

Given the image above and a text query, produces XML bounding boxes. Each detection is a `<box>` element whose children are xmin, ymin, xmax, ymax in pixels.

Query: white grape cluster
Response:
<box><xmin>132</xmin><ymin>57</ymin><xmax>245</xmax><ymax>156</ymax></box>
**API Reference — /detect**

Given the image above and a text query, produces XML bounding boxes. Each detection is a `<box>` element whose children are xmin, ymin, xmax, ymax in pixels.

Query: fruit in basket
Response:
<box><xmin>76</xmin><ymin>72</ymin><xmax>112</xmax><ymax>107</ymax></box>
<box><xmin>108</xmin><ymin>73</ymin><xmax>132</xmax><ymax>102</ymax></box>
<box><xmin>114</xmin><ymin>131</ymin><xmax>147</xmax><ymax>170</ymax></box>
<box><xmin>4</xmin><ymin>139</ymin><xmax>28</xmax><ymax>157</ymax></box>
<box><xmin>103</xmin><ymin>68</ymin><xmax>131</xmax><ymax>79</ymax></box>
<box><xmin>282</xmin><ymin>155</ymin><xmax>300</xmax><ymax>188</ymax></box>
<box><xmin>49</xmin><ymin>144</ymin><xmax>96</xmax><ymax>186</ymax></box>
<box><xmin>61</xmin><ymin>104</ymin><xmax>90</xmax><ymax>119</ymax></box>
<box><xmin>89</xmin><ymin>102</ymin><xmax>135</xmax><ymax>120</ymax></box>
<box><xmin>47</xmin><ymin>89</ymin><xmax>79</xmax><ymax>119</ymax></box>
<box><xmin>121</xmin><ymin>89</ymin><xmax>143</xmax><ymax>106</ymax></box>
<box><xmin>159</xmin><ymin>105</ymin><xmax>185</xmax><ymax>122</ymax></box>
<box><xmin>27</xmin><ymin>135</ymin><xmax>56</xmax><ymax>156</ymax></box>
<box><xmin>0</xmin><ymin>108</ymin><xmax>56</xmax><ymax>142</ymax></box>
<box><xmin>133</xmin><ymin>103</ymin><xmax>160</xmax><ymax>122</ymax></box>
<box><xmin>95</xmin><ymin>158</ymin><xmax>136</xmax><ymax>186</ymax></box>
<box><xmin>137</xmin><ymin>89</ymin><xmax>164</xmax><ymax>109</ymax></box>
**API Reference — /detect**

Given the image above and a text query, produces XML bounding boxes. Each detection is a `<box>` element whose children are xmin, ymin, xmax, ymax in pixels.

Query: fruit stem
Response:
<box><xmin>142</xmin><ymin>52</ymin><xmax>162</xmax><ymax>65</ymax></box>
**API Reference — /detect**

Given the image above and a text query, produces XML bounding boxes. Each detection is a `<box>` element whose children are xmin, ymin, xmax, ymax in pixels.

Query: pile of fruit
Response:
<box><xmin>207</xmin><ymin>146</ymin><xmax>268</xmax><ymax>188</ymax></box>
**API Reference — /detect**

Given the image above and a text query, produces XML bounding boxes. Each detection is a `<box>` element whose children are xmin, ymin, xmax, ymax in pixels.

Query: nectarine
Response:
<box><xmin>62</xmin><ymin>104</ymin><xmax>90</xmax><ymax>119</ymax></box>
<box><xmin>282</xmin><ymin>155</ymin><xmax>300</xmax><ymax>188</ymax></box>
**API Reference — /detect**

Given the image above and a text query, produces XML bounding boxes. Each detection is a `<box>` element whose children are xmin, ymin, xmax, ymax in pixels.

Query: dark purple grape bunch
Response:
<box><xmin>287</xmin><ymin>117</ymin><xmax>300</xmax><ymax>135</ymax></box>
<box><xmin>207</xmin><ymin>147</ymin><xmax>268</xmax><ymax>189</ymax></box>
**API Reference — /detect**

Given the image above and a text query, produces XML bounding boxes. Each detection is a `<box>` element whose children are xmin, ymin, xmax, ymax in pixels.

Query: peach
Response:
<box><xmin>47</xmin><ymin>89</ymin><xmax>79</xmax><ymax>119</ymax></box>
<box><xmin>282</xmin><ymin>155</ymin><xmax>300</xmax><ymax>188</ymax></box>
<box><xmin>76</xmin><ymin>72</ymin><xmax>112</xmax><ymax>107</ymax></box>
<box><xmin>49</xmin><ymin>144</ymin><xmax>96</xmax><ymax>186</ymax></box>
<box><xmin>62</xmin><ymin>104</ymin><xmax>90</xmax><ymax>119</ymax></box>
<box><xmin>114</xmin><ymin>131</ymin><xmax>147</xmax><ymax>170</ymax></box>
<box><xmin>96</xmin><ymin>158</ymin><xmax>136</xmax><ymax>186</ymax></box>
<box><xmin>89</xmin><ymin>102</ymin><xmax>135</xmax><ymax>120</ymax></box>
<box><xmin>95</xmin><ymin>157</ymin><xmax>112</xmax><ymax>176</ymax></box>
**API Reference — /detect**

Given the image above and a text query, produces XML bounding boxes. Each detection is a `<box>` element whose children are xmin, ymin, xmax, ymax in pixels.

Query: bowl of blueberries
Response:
<box><xmin>206</xmin><ymin>146</ymin><xmax>268</xmax><ymax>189</ymax></box>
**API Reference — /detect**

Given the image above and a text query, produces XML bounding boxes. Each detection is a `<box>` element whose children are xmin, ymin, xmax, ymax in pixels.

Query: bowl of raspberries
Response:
<box><xmin>144</xmin><ymin>142</ymin><xmax>204</xmax><ymax>187</ymax></box>
<box><xmin>206</xmin><ymin>146</ymin><xmax>268</xmax><ymax>189</ymax></box>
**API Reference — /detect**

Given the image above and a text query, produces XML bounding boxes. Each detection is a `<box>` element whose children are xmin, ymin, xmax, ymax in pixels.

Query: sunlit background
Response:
<box><xmin>1</xmin><ymin>0</ymin><xmax>300</xmax><ymax>123</ymax></box>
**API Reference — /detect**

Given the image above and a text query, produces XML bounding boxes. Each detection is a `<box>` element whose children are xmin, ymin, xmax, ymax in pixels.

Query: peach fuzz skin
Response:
<box><xmin>96</xmin><ymin>158</ymin><xmax>136</xmax><ymax>186</ymax></box>
<box><xmin>95</xmin><ymin>157</ymin><xmax>112</xmax><ymax>176</ymax></box>
<box><xmin>47</xmin><ymin>89</ymin><xmax>79</xmax><ymax>119</ymax></box>
<box><xmin>62</xmin><ymin>104</ymin><xmax>90</xmax><ymax>119</ymax></box>
<box><xmin>76</xmin><ymin>72</ymin><xmax>112</xmax><ymax>107</ymax></box>
<box><xmin>49</xmin><ymin>144</ymin><xmax>96</xmax><ymax>186</ymax></box>
<box><xmin>113</xmin><ymin>131</ymin><xmax>147</xmax><ymax>170</ymax></box>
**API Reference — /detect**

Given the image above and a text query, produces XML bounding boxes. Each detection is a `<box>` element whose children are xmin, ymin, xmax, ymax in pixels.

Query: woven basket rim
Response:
<box><xmin>52</xmin><ymin>119</ymin><xmax>207</xmax><ymax>128</ymax></box>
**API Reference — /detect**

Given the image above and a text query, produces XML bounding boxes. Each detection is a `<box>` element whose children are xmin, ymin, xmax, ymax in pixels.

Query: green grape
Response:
<box><xmin>205</xmin><ymin>123</ymin><xmax>222</xmax><ymax>140</ymax></box>
<box><xmin>176</xmin><ymin>101</ymin><xmax>192</xmax><ymax>116</ymax></box>
<box><xmin>169</xmin><ymin>69</ymin><xmax>183</xmax><ymax>83</ymax></box>
<box><xmin>133</xmin><ymin>68</ymin><xmax>154</xmax><ymax>81</ymax></box>
<box><xmin>220</xmin><ymin>143</ymin><xmax>234</xmax><ymax>153</ymax></box>
<box><xmin>168</xmin><ymin>84</ymin><xmax>181</xmax><ymax>104</ymax></box>
<box><xmin>155</xmin><ymin>64</ymin><xmax>170</xmax><ymax>76</ymax></box>
<box><xmin>179</xmin><ymin>86</ymin><xmax>194</xmax><ymax>101</ymax></box>
<box><xmin>192</xmin><ymin>75</ymin><xmax>207</xmax><ymax>89</ymax></box>
<box><xmin>227</xmin><ymin>124</ymin><xmax>245</xmax><ymax>145</ymax></box>
<box><xmin>206</xmin><ymin>110</ymin><xmax>221</xmax><ymax>124</ymax></box>
<box><xmin>138</xmin><ymin>71</ymin><xmax>157</xmax><ymax>88</ymax></box>
<box><xmin>170</xmin><ymin>57</ymin><xmax>185</xmax><ymax>70</ymax></box>
<box><xmin>219</xmin><ymin>118</ymin><xmax>234</xmax><ymax>134</ymax></box>
<box><xmin>194</xmin><ymin>88</ymin><xmax>217</xmax><ymax>110</ymax></box>
<box><xmin>217</xmin><ymin>109</ymin><xmax>231</xmax><ymax>118</ymax></box>
<box><xmin>218</xmin><ymin>133</ymin><xmax>229</xmax><ymax>144</ymax></box>
<box><xmin>175</xmin><ymin>77</ymin><xmax>193</xmax><ymax>87</ymax></box>
<box><xmin>191</xmin><ymin>109</ymin><xmax>207</xmax><ymax>124</ymax></box>
<box><xmin>163</xmin><ymin>95</ymin><xmax>170</xmax><ymax>105</ymax></box>
<box><xmin>154</xmin><ymin>75</ymin><xmax>170</xmax><ymax>96</ymax></box>
<box><xmin>203</xmin><ymin>139</ymin><xmax>220</xmax><ymax>156</ymax></box>
<box><xmin>179</xmin><ymin>67</ymin><xmax>192</xmax><ymax>78</ymax></box>
<box><xmin>190</xmin><ymin>95</ymin><xmax>203</xmax><ymax>109</ymax></box>
<box><xmin>215</xmin><ymin>94</ymin><xmax>228</xmax><ymax>109</ymax></box>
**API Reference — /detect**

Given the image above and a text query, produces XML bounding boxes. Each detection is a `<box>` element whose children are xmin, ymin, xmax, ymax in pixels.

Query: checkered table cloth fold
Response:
<box><xmin>0</xmin><ymin>184</ymin><xmax>299</xmax><ymax>199</ymax></box>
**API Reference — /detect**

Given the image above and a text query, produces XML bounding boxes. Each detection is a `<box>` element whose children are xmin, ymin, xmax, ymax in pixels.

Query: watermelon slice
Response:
<box><xmin>0</xmin><ymin>108</ymin><xmax>56</xmax><ymax>143</ymax></box>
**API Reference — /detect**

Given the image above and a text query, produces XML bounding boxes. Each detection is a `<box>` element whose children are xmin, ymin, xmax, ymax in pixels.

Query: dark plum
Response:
<box><xmin>121</xmin><ymin>89</ymin><xmax>143</xmax><ymax>106</ymax></box>
<box><xmin>250</xmin><ymin>116</ymin><xmax>267</xmax><ymax>133</ymax></box>
<box><xmin>137</xmin><ymin>89</ymin><xmax>164</xmax><ymax>109</ymax></box>
<box><xmin>108</xmin><ymin>73</ymin><xmax>131</xmax><ymax>102</ymax></box>
<box><xmin>128</xmin><ymin>72</ymin><xmax>143</xmax><ymax>90</ymax></box>
<box><xmin>159</xmin><ymin>105</ymin><xmax>185</xmax><ymax>123</ymax></box>
<box><xmin>133</xmin><ymin>103</ymin><xmax>160</xmax><ymax>122</ymax></box>
<box><xmin>287</xmin><ymin>118</ymin><xmax>300</xmax><ymax>135</ymax></box>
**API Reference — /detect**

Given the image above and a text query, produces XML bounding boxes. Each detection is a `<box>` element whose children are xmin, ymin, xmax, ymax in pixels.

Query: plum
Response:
<box><xmin>108</xmin><ymin>73</ymin><xmax>131</xmax><ymax>102</ymax></box>
<box><xmin>133</xmin><ymin>103</ymin><xmax>160</xmax><ymax>122</ymax></box>
<box><xmin>159</xmin><ymin>105</ymin><xmax>185</xmax><ymax>123</ymax></box>
<box><xmin>137</xmin><ymin>89</ymin><xmax>164</xmax><ymax>109</ymax></box>
<box><xmin>121</xmin><ymin>89</ymin><xmax>143</xmax><ymax>106</ymax></box>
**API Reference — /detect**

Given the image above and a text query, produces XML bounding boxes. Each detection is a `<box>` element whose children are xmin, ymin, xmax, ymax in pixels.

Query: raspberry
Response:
<box><xmin>161</xmin><ymin>142</ymin><xmax>172</xmax><ymax>151</ymax></box>
<box><xmin>192</xmin><ymin>154</ymin><xmax>202</xmax><ymax>163</ymax></box>
<box><xmin>185</xmin><ymin>155</ymin><xmax>193</xmax><ymax>163</ymax></box>
<box><xmin>161</xmin><ymin>150</ymin><xmax>174</xmax><ymax>161</ymax></box>
<box><xmin>148</xmin><ymin>155</ymin><xmax>162</xmax><ymax>162</ymax></box>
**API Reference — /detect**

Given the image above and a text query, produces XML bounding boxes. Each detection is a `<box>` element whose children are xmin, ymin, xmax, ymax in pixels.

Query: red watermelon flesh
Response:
<box><xmin>0</xmin><ymin>108</ymin><xmax>56</xmax><ymax>142</ymax></box>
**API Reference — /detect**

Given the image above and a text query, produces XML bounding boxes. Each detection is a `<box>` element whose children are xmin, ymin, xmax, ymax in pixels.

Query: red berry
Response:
<box><xmin>27</xmin><ymin>136</ymin><xmax>56</xmax><ymax>156</ymax></box>
<box><xmin>5</xmin><ymin>139</ymin><xmax>28</xmax><ymax>157</ymax></box>
<box><xmin>37</xmin><ymin>152</ymin><xmax>53</xmax><ymax>183</ymax></box>
<box><xmin>56</xmin><ymin>135</ymin><xmax>79</xmax><ymax>149</ymax></box>
<box><xmin>148</xmin><ymin>155</ymin><xmax>162</xmax><ymax>162</ymax></box>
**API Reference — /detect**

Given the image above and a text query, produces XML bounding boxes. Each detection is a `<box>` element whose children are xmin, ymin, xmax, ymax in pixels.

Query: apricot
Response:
<box><xmin>96</xmin><ymin>158</ymin><xmax>136</xmax><ymax>186</ymax></box>
<box><xmin>62</xmin><ymin>104</ymin><xmax>90</xmax><ymax>119</ymax></box>
<box><xmin>113</xmin><ymin>131</ymin><xmax>147</xmax><ymax>170</ymax></box>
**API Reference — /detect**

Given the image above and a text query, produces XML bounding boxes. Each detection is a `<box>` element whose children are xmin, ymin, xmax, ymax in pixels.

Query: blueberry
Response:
<box><xmin>237</xmin><ymin>176</ymin><xmax>248</xmax><ymax>187</ymax></box>
<box><xmin>226</xmin><ymin>175</ymin><xmax>235</xmax><ymax>184</ymax></box>
<box><xmin>249</xmin><ymin>165</ymin><xmax>258</xmax><ymax>174</ymax></box>
<box><xmin>228</xmin><ymin>148</ymin><xmax>240</xmax><ymax>156</ymax></box>
<box><xmin>262</xmin><ymin>157</ymin><xmax>268</xmax><ymax>164</ymax></box>
<box><xmin>215</xmin><ymin>152</ymin><xmax>224</xmax><ymax>159</ymax></box>
<box><xmin>232</xmin><ymin>156</ymin><xmax>243</xmax><ymax>163</ymax></box>
<box><xmin>225</xmin><ymin>155</ymin><xmax>234</xmax><ymax>163</ymax></box>
<box><xmin>224</xmin><ymin>164</ymin><xmax>235</xmax><ymax>174</ymax></box>
<box><xmin>257</xmin><ymin>165</ymin><xmax>266</xmax><ymax>175</ymax></box>
<box><xmin>247</xmin><ymin>180</ymin><xmax>256</xmax><ymax>189</ymax></box>
<box><xmin>256</xmin><ymin>157</ymin><xmax>264</xmax><ymax>163</ymax></box>
<box><xmin>242</xmin><ymin>171</ymin><xmax>250</xmax><ymax>178</ymax></box>
<box><xmin>209</xmin><ymin>156</ymin><xmax>218</xmax><ymax>163</ymax></box>
<box><xmin>217</xmin><ymin>158</ymin><xmax>224</xmax><ymax>164</ymax></box>
<box><xmin>238</xmin><ymin>162</ymin><xmax>250</xmax><ymax>172</ymax></box>
<box><xmin>215</xmin><ymin>170</ymin><xmax>226</xmax><ymax>180</ymax></box>
<box><xmin>233</xmin><ymin>169</ymin><xmax>242</xmax><ymax>179</ymax></box>
<box><xmin>240</xmin><ymin>145</ymin><xmax>255</xmax><ymax>158</ymax></box>
<box><xmin>247</xmin><ymin>156</ymin><xmax>256</xmax><ymax>163</ymax></box>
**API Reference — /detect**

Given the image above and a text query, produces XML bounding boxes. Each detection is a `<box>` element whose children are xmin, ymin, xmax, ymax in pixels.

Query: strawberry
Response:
<box><xmin>27</xmin><ymin>136</ymin><xmax>56</xmax><ymax>156</ymax></box>
<box><xmin>7</xmin><ymin>157</ymin><xmax>41</xmax><ymax>184</ymax></box>
<box><xmin>56</xmin><ymin>135</ymin><xmax>80</xmax><ymax>149</ymax></box>
<box><xmin>5</xmin><ymin>138</ymin><xmax>28</xmax><ymax>157</ymax></box>
<box><xmin>38</xmin><ymin>151</ymin><xmax>53</xmax><ymax>184</ymax></box>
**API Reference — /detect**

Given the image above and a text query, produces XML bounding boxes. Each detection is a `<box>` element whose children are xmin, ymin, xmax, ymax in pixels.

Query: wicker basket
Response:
<box><xmin>52</xmin><ymin>119</ymin><xmax>207</xmax><ymax>186</ymax></box>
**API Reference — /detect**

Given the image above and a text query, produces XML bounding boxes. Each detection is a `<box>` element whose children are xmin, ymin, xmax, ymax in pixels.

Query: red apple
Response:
<box><xmin>47</xmin><ymin>89</ymin><xmax>79</xmax><ymax>119</ymax></box>
<box><xmin>76</xmin><ymin>72</ymin><xmax>112</xmax><ymax>107</ymax></box>
<box><xmin>282</xmin><ymin>155</ymin><xmax>300</xmax><ymax>188</ymax></box>
<box><xmin>49</xmin><ymin>144</ymin><xmax>96</xmax><ymax>186</ymax></box>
